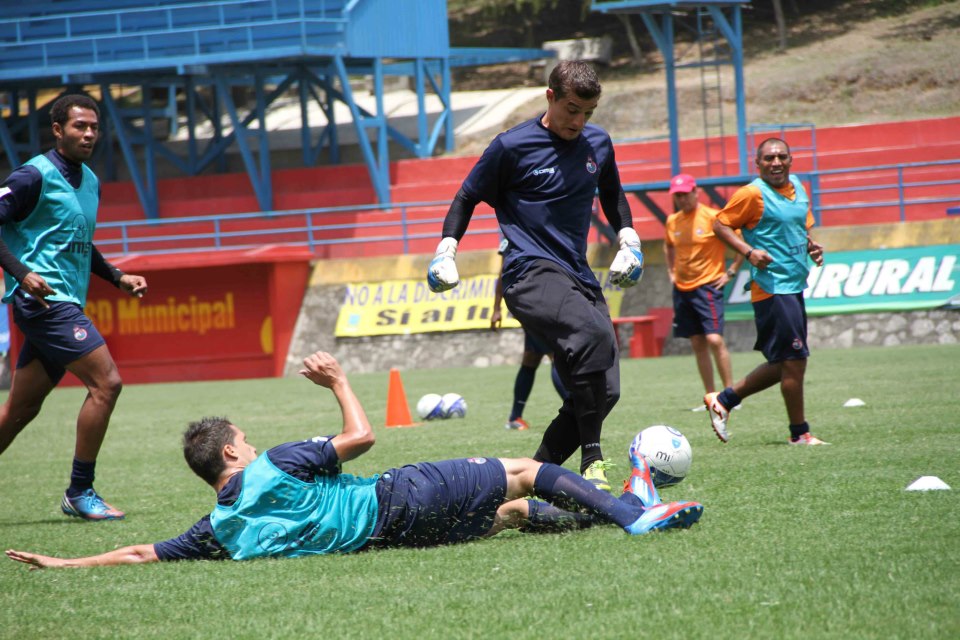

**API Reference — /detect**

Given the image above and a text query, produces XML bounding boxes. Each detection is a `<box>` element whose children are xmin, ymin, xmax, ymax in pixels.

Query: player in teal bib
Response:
<box><xmin>0</xmin><ymin>95</ymin><xmax>149</xmax><ymax>521</ymax></box>
<box><xmin>708</xmin><ymin>138</ymin><xmax>829</xmax><ymax>447</ymax></box>
<box><xmin>1</xmin><ymin>154</ymin><xmax>99</xmax><ymax>307</ymax></box>
<box><xmin>210</xmin><ymin>450</ymin><xmax>379</xmax><ymax>559</ymax></box>
<box><xmin>5</xmin><ymin>351</ymin><xmax>704</xmax><ymax>569</ymax></box>
<box><xmin>741</xmin><ymin>174</ymin><xmax>812</xmax><ymax>295</ymax></box>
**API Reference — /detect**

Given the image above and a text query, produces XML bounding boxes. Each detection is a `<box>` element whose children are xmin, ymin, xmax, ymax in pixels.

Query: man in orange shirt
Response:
<box><xmin>664</xmin><ymin>174</ymin><xmax>743</xmax><ymax>406</ymax></box>
<box><xmin>705</xmin><ymin>139</ymin><xmax>827</xmax><ymax>446</ymax></box>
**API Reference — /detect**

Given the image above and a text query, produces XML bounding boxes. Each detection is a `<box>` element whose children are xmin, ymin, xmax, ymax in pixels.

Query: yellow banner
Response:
<box><xmin>335</xmin><ymin>269</ymin><xmax>625</xmax><ymax>337</ymax></box>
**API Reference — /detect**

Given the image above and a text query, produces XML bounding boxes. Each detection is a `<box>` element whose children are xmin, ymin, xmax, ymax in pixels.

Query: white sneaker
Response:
<box><xmin>691</xmin><ymin>405</ymin><xmax>707</xmax><ymax>412</ymax></box>
<box><xmin>788</xmin><ymin>433</ymin><xmax>830</xmax><ymax>446</ymax></box>
<box><xmin>703</xmin><ymin>392</ymin><xmax>731</xmax><ymax>443</ymax></box>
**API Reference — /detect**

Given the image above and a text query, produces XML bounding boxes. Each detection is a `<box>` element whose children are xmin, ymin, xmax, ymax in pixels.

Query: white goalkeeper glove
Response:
<box><xmin>609</xmin><ymin>227</ymin><xmax>644</xmax><ymax>288</ymax></box>
<box><xmin>427</xmin><ymin>237</ymin><xmax>460</xmax><ymax>292</ymax></box>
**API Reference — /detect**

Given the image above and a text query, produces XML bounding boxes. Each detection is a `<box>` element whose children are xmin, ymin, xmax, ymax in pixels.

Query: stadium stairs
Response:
<box><xmin>98</xmin><ymin>116</ymin><xmax>960</xmax><ymax>255</ymax></box>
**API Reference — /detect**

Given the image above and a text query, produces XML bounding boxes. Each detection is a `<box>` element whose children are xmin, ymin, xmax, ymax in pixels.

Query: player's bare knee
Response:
<box><xmin>91</xmin><ymin>372</ymin><xmax>123</xmax><ymax>404</ymax></box>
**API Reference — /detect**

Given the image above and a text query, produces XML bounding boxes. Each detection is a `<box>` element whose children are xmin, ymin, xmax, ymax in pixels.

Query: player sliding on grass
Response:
<box><xmin>6</xmin><ymin>351</ymin><xmax>702</xmax><ymax>568</ymax></box>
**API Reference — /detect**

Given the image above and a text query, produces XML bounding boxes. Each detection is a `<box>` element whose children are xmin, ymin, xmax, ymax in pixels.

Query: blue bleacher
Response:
<box><xmin>0</xmin><ymin>0</ymin><xmax>547</xmax><ymax>213</ymax></box>
<box><xmin>0</xmin><ymin>0</ymin><xmax>359</xmax><ymax>81</ymax></box>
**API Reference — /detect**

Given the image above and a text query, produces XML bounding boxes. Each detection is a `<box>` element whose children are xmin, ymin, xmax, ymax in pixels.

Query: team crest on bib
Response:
<box><xmin>73</xmin><ymin>326</ymin><xmax>88</xmax><ymax>341</ymax></box>
<box><xmin>585</xmin><ymin>157</ymin><xmax>597</xmax><ymax>174</ymax></box>
<box><xmin>791</xmin><ymin>338</ymin><xmax>803</xmax><ymax>350</ymax></box>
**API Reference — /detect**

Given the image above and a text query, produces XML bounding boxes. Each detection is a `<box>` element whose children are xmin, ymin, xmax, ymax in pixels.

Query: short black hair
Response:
<box><xmin>756</xmin><ymin>137</ymin><xmax>791</xmax><ymax>159</ymax></box>
<box><xmin>548</xmin><ymin>60</ymin><xmax>602</xmax><ymax>101</ymax></box>
<box><xmin>183</xmin><ymin>417</ymin><xmax>235</xmax><ymax>486</ymax></box>
<box><xmin>50</xmin><ymin>94</ymin><xmax>100</xmax><ymax>126</ymax></box>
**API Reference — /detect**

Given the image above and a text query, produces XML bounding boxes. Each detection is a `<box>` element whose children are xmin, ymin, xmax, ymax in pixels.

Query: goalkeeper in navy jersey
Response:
<box><xmin>5</xmin><ymin>352</ymin><xmax>702</xmax><ymax>569</ymax></box>
<box><xmin>0</xmin><ymin>94</ymin><xmax>148</xmax><ymax>521</ymax></box>
<box><xmin>427</xmin><ymin>61</ymin><xmax>644</xmax><ymax>493</ymax></box>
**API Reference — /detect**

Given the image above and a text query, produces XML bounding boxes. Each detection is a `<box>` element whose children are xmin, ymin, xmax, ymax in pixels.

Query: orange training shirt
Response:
<box><xmin>665</xmin><ymin>203</ymin><xmax>737</xmax><ymax>291</ymax></box>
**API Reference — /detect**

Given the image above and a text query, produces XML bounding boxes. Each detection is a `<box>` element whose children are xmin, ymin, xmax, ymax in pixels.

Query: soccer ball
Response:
<box><xmin>416</xmin><ymin>393</ymin><xmax>444</xmax><ymax>421</ymax></box>
<box><xmin>630</xmin><ymin>425</ymin><xmax>692</xmax><ymax>487</ymax></box>
<box><xmin>440</xmin><ymin>393</ymin><xmax>467</xmax><ymax>419</ymax></box>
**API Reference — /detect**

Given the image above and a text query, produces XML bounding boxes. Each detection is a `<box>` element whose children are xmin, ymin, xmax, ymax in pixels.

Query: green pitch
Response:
<box><xmin>1</xmin><ymin>343</ymin><xmax>957</xmax><ymax>639</ymax></box>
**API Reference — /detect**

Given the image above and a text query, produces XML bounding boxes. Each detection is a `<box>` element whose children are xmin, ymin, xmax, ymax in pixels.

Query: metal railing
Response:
<box><xmin>806</xmin><ymin>158</ymin><xmax>960</xmax><ymax>224</ymax></box>
<box><xmin>95</xmin><ymin>158</ymin><xmax>960</xmax><ymax>259</ymax></box>
<box><xmin>97</xmin><ymin>200</ymin><xmax>498</xmax><ymax>258</ymax></box>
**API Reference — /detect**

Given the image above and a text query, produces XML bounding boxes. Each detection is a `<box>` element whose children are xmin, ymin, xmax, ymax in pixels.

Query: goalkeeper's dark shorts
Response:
<box><xmin>502</xmin><ymin>259</ymin><xmax>617</xmax><ymax>377</ymax></box>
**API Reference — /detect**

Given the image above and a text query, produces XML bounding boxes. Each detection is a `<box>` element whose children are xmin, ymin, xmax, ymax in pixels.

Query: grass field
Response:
<box><xmin>1</xmin><ymin>343</ymin><xmax>957</xmax><ymax>639</ymax></box>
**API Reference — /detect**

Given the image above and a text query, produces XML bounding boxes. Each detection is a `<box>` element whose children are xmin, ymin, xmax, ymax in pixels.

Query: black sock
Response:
<box><xmin>789</xmin><ymin>422</ymin><xmax>810</xmax><ymax>440</ymax></box>
<box><xmin>718</xmin><ymin>387</ymin><xmax>742</xmax><ymax>409</ymax></box>
<box><xmin>533</xmin><ymin>462</ymin><xmax>642</xmax><ymax>529</ymax></box>
<box><xmin>521</xmin><ymin>499</ymin><xmax>594</xmax><ymax>533</ymax></box>
<box><xmin>510</xmin><ymin>365</ymin><xmax>537</xmax><ymax>421</ymax></box>
<box><xmin>533</xmin><ymin>406</ymin><xmax>580</xmax><ymax>465</ymax></box>
<box><xmin>67</xmin><ymin>458</ymin><xmax>96</xmax><ymax>497</ymax></box>
<box><xmin>569</xmin><ymin>373</ymin><xmax>607</xmax><ymax>473</ymax></box>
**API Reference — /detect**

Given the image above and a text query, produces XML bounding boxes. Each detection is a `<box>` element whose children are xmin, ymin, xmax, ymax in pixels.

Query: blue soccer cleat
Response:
<box><xmin>61</xmin><ymin>489</ymin><xmax>125</xmax><ymax>521</ymax></box>
<box><xmin>625</xmin><ymin>501</ymin><xmax>703</xmax><ymax>535</ymax></box>
<box><xmin>624</xmin><ymin>444</ymin><xmax>662</xmax><ymax>508</ymax></box>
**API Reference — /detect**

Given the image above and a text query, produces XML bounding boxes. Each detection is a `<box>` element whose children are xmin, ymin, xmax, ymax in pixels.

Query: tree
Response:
<box><xmin>772</xmin><ymin>0</ymin><xmax>788</xmax><ymax>50</ymax></box>
<box><xmin>615</xmin><ymin>13</ymin><xmax>644</xmax><ymax>65</ymax></box>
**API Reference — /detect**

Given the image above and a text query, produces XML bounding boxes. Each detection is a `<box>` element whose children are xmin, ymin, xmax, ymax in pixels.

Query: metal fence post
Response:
<box><xmin>897</xmin><ymin>166</ymin><xmax>906</xmax><ymax>222</ymax></box>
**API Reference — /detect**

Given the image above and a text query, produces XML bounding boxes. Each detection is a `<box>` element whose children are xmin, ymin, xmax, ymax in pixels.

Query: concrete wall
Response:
<box><xmin>284</xmin><ymin>219</ymin><xmax>960</xmax><ymax>375</ymax></box>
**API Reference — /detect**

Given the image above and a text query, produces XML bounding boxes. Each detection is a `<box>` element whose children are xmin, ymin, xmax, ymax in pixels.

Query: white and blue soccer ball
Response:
<box><xmin>440</xmin><ymin>392</ymin><xmax>467</xmax><ymax>419</ymax></box>
<box><xmin>631</xmin><ymin>425</ymin><xmax>692</xmax><ymax>487</ymax></box>
<box><xmin>417</xmin><ymin>393</ymin><xmax>445</xmax><ymax>421</ymax></box>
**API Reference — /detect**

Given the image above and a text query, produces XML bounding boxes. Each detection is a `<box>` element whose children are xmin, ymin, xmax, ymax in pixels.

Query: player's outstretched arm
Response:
<box><xmin>6</xmin><ymin>544</ymin><xmax>159</xmax><ymax>569</ymax></box>
<box><xmin>299</xmin><ymin>351</ymin><xmax>375</xmax><ymax>463</ymax></box>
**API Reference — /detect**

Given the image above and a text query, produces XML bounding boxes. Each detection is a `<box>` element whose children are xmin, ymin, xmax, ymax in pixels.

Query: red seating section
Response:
<box><xmin>98</xmin><ymin>116</ymin><xmax>960</xmax><ymax>256</ymax></box>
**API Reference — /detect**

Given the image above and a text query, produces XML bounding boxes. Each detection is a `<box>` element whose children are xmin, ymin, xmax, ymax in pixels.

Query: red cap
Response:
<box><xmin>669</xmin><ymin>173</ymin><xmax>697</xmax><ymax>194</ymax></box>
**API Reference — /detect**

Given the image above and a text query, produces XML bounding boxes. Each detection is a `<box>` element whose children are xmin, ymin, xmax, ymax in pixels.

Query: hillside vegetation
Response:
<box><xmin>450</xmin><ymin>0</ymin><xmax>960</xmax><ymax>152</ymax></box>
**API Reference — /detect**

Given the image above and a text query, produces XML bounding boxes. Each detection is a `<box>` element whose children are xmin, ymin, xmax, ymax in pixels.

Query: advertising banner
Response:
<box><xmin>8</xmin><ymin>254</ymin><xmax>310</xmax><ymax>385</ymax></box>
<box><xmin>724</xmin><ymin>244</ymin><xmax>960</xmax><ymax>320</ymax></box>
<box><xmin>335</xmin><ymin>268</ymin><xmax>626</xmax><ymax>337</ymax></box>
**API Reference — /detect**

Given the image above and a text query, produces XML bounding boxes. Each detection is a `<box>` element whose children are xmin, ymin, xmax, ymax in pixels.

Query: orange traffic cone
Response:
<box><xmin>385</xmin><ymin>367</ymin><xmax>416</xmax><ymax>428</ymax></box>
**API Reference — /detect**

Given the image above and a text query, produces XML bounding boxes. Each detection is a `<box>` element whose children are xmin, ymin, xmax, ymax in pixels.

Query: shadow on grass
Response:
<box><xmin>0</xmin><ymin>518</ymin><xmax>109</xmax><ymax>528</ymax></box>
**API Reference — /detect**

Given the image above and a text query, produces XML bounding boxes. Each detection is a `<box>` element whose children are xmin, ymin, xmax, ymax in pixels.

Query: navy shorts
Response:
<box><xmin>503</xmin><ymin>260</ymin><xmax>616</xmax><ymax>376</ymax></box>
<box><xmin>368</xmin><ymin>457</ymin><xmax>507</xmax><ymax>549</ymax></box>
<box><xmin>523</xmin><ymin>329</ymin><xmax>550</xmax><ymax>355</ymax></box>
<box><xmin>672</xmin><ymin>284</ymin><xmax>725</xmax><ymax>338</ymax></box>
<box><xmin>752</xmin><ymin>292</ymin><xmax>809</xmax><ymax>362</ymax></box>
<box><xmin>11</xmin><ymin>290</ymin><xmax>105</xmax><ymax>385</ymax></box>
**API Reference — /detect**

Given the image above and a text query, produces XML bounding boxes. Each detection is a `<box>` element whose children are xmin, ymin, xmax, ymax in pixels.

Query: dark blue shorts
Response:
<box><xmin>504</xmin><ymin>260</ymin><xmax>616</xmax><ymax>376</ymax></box>
<box><xmin>11</xmin><ymin>291</ymin><xmax>105</xmax><ymax>385</ymax></box>
<box><xmin>672</xmin><ymin>285</ymin><xmax>725</xmax><ymax>338</ymax></box>
<box><xmin>368</xmin><ymin>457</ymin><xmax>506</xmax><ymax>548</ymax></box>
<box><xmin>752</xmin><ymin>292</ymin><xmax>809</xmax><ymax>362</ymax></box>
<box><xmin>523</xmin><ymin>329</ymin><xmax>550</xmax><ymax>355</ymax></box>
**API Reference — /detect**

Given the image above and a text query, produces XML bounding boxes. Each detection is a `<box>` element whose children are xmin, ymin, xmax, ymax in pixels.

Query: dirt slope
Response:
<box><xmin>452</xmin><ymin>1</ymin><xmax>960</xmax><ymax>153</ymax></box>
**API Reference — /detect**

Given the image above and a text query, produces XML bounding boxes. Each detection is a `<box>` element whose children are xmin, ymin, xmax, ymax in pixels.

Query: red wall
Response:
<box><xmin>9</xmin><ymin>249</ymin><xmax>311</xmax><ymax>385</ymax></box>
